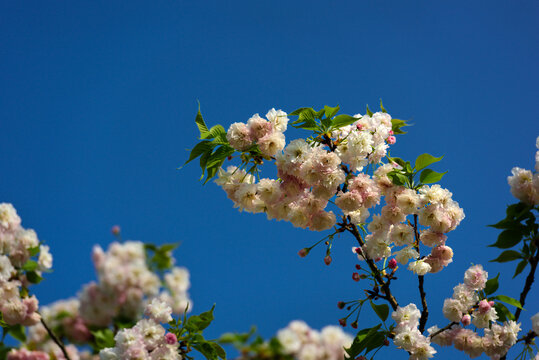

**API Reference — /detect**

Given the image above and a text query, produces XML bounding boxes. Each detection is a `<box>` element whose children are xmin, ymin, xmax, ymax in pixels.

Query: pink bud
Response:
<box><xmin>352</xmin><ymin>272</ymin><xmax>360</xmax><ymax>282</ymax></box>
<box><xmin>388</xmin><ymin>258</ymin><xmax>397</xmax><ymax>269</ymax></box>
<box><xmin>387</xmin><ymin>136</ymin><xmax>396</xmax><ymax>145</ymax></box>
<box><xmin>478</xmin><ymin>299</ymin><xmax>491</xmax><ymax>313</ymax></box>
<box><xmin>389</xmin><ymin>130</ymin><xmax>394</xmax><ymax>135</ymax></box>
<box><xmin>111</xmin><ymin>225</ymin><xmax>121</xmax><ymax>235</ymax></box>
<box><xmin>355</xmin><ymin>264</ymin><xmax>361</xmax><ymax>270</ymax></box>
<box><xmin>356</xmin><ymin>123</ymin><xmax>363</xmax><ymax>131</ymax></box>
<box><xmin>461</xmin><ymin>314</ymin><xmax>471</xmax><ymax>326</ymax></box>
<box><xmin>298</xmin><ymin>248</ymin><xmax>309</xmax><ymax>258</ymax></box>
<box><xmin>354</xmin><ymin>247</ymin><xmax>363</xmax><ymax>255</ymax></box>
<box><xmin>165</xmin><ymin>332</ymin><xmax>178</xmax><ymax>345</ymax></box>
<box><xmin>488</xmin><ymin>301</ymin><xmax>495</xmax><ymax>307</ymax></box>
<box><xmin>324</xmin><ymin>255</ymin><xmax>332</xmax><ymax>266</ymax></box>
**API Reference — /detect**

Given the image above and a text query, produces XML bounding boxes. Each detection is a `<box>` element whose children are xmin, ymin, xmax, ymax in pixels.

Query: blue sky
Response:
<box><xmin>1</xmin><ymin>1</ymin><xmax>538</xmax><ymax>358</ymax></box>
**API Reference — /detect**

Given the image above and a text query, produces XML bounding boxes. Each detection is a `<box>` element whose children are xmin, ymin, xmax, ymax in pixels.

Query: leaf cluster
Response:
<box><xmin>144</xmin><ymin>242</ymin><xmax>178</xmax><ymax>273</ymax></box>
<box><xmin>488</xmin><ymin>202</ymin><xmax>538</xmax><ymax>278</ymax></box>
<box><xmin>481</xmin><ymin>274</ymin><xmax>523</xmax><ymax>322</ymax></box>
<box><xmin>387</xmin><ymin>153</ymin><xmax>446</xmax><ymax>189</ymax></box>
<box><xmin>168</xmin><ymin>305</ymin><xmax>226</xmax><ymax>360</ymax></box>
<box><xmin>219</xmin><ymin>327</ymin><xmax>292</xmax><ymax>360</ymax></box>
<box><xmin>185</xmin><ymin>106</ymin><xmax>235</xmax><ymax>184</ymax></box>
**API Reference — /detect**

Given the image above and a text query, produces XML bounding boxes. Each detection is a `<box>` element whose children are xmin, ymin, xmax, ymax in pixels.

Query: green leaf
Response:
<box><xmin>419</xmin><ymin>169</ymin><xmax>447</xmax><ymax>184</ymax></box>
<box><xmin>289</xmin><ymin>107</ymin><xmax>311</xmax><ymax>116</ymax></box>
<box><xmin>389</xmin><ymin>157</ymin><xmax>407</xmax><ymax>168</ymax></box>
<box><xmin>291</xmin><ymin>108</ymin><xmax>320</xmax><ymax>131</ymax></box>
<box><xmin>414</xmin><ymin>153</ymin><xmax>444</xmax><ymax>172</ymax></box>
<box><xmin>489</xmin><ymin>229</ymin><xmax>522</xmax><ymax>249</ymax></box>
<box><xmin>370</xmin><ymin>302</ymin><xmax>389</xmax><ymax>322</ymax></box>
<box><xmin>186</xmin><ymin>305</ymin><xmax>216</xmax><ymax>332</ymax></box>
<box><xmin>379</xmin><ymin>99</ymin><xmax>387</xmax><ymax>113</ymax></box>
<box><xmin>391</xmin><ymin>119</ymin><xmax>409</xmax><ymax>135</ymax></box>
<box><xmin>494</xmin><ymin>302</ymin><xmax>514</xmax><ymax>322</ymax></box>
<box><xmin>0</xmin><ymin>344</ymin><xmax>13</xmax><ymax>360</ymax></box>
<box><xmin>211</xmin><ymin>342</ymin><xmax>227</xmax><ymax>359</ymax></box>
<box><xmin>194</xmin><ymin>341</ymin><xmax>218</xmax><ymax>360</ymax></box>
<box><xmin>331</xmin><ymin>114</ymin><xmax>359</xmax><ymax>130</ymax></box>
<box><xmin>365</xmin><ymin>105</ymin><xmax>373</xmax><ymax>117</ymax></box>
<box><xmin>26</xmin><ymin>271</ymin><xmax>43</xmax><ymax>284</ymax></box>
<box><xmin>345</xmin><ymin>324</ymin><xmax>382</xmax><ymax>358</ymax></box>
<box><xmin>7</xmin><ymin>324</ymin><xmax>26</xmax><ymax>342</ymax></box>
<box><xmin>92</xmin><ymin>329</ymin><xmax>115</xmax><ymax>350</ymax></box>
<box><xmin>195</xmin><ymin>106</ymin><xmax>210</xmax><ymax>138</ymax></box>
<box><xmin>488</xmin><ymin>218</ymin><xmax>517</xmax><ymax>230</ymax></box>
<box><xmin>324</xmin><ymin>105</ymin><xmax>340</xmax><ymax>119</ymax></box>
<box><xmin>490</xmin><ymin>250</ymin><xmax>522</xmax><ymax>263</ymax></box>
<box><xmin>22</xmin><ymin>260</ymin><xmax>38</xmax><ymax>271</ymax></box>
<box><xmin>513</xmin><ymin>259</ymin><xmax>527</xmax><ymax>278</ymax></box>
<box><xmin>387</xmin><ymin>172</ymin><xmax>408</xmax><ymax>186</ymax></box>
<box><xmin>484</xmin><ymin>274</ymin><xmax>499</xmax><ymax>295</ymax></box>
<box><xmin>28</xmin><ymin>246</ymin><xmax>40</xmax><ymax>257</ymax></box>
<box><xmin>202</xmin><ymin>124</ymin><xmax>227</xmax><ymax>141</ymax></box>
<box><xmin>493</xmin><ymin>295</ymin><xmax>523</xmax><ymax>309</ymax></box>
<box><xmin>185</xmin><ymin>141</ymin><xmax>215</xmax><ymax>165</ymax></box>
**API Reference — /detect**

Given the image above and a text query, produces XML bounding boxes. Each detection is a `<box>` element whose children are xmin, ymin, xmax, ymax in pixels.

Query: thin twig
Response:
<box><xmin>40</xmin><ymin>317</ymin><xmax>71</xmax><ymax>360</ymax></box>
<box><xmin>347</xmin><ymin>223</ymin><xmax>399</xmax><ymax>310</ymax></box>
<box><xmin>428</xmin><ymin>321</ymin><xmax>458</xmax><ymax>339</ymax></box>
<box><xmin>413</xmin><ymin>214</ymin><xmax>429</xmax><ymax>333</ymax></box>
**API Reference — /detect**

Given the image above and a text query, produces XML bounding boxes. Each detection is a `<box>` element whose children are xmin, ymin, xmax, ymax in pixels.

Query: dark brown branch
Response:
<box><xmin>428</xmin><ymin>321</ymin><xmax>458</xmax><ymax>339</ymax></box>
<box><xmin>514</xmin><ymin>242</ymin><xmax>539</xmax><ymax>321</ymax></box>
<box><xmin>413</xmin><ymin>214</ymin><xmax>429</xmax><ymax>333</ymax></box>
<box><xmin>40</xmin><ymin>317</ymin><xmax>71</xmax><ymax>360</ymax></box>
<box><xmin>347</xmin><ymin>223</ymin><xmax>399</xmax><ymax>310</ymax></box>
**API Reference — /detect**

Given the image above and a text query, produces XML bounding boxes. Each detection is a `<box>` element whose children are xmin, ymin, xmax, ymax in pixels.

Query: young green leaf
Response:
<box><xmin>414</xmin><ymin>153</ymin><xmax>443</xmax><ymax>172</ymax></box>
<box><xmin>370</xmin><ymin>302</ymin><xmax>389</xmax><ymax>322</ymax></box>
<box><xmin>324</xmin><ymin>105</ymin><xmax>340</xmax><ymax>119</ymax></box>
<box><xmin>92</xmin><ymin>329</ymin><xmax>115</xmax><ymax>350</ymax></box>
<box><xmin>331</xmin><ymin>114</ymin><xmax>359</xmax><ymax>130</ymax></box>
<box><xmin>379</xmin><ymin>99</ymin><xmax>387</xmax><ymax>113</ymax></box>
<box><xmin>513</xmin><ymin>259</ymin><xmax>527</xmax><ymax>278</ymax></box>
<box><xmin>22</xmin><ymin>260</ymin><xmax>38</xmax><ymax>271</ymax></box>
<box><xmin>365</xmin><ymin>105</ymin><xmax>373</xmax><ymax>117</ymax></box>
<box><xmin>484</xmin><ymin>273</ymin><xmax>500</xmax><ymax>295</ymax></box>
<box><xmin>7</xmin><ymin>324</ymin><xmax>26</xmax><ymax>342</ymax></box>
<box><xmin>493</xmin><ymin>295</ymin><xmax>523</xmax><ymax>309</ymax></box>
<box><xmin>490</xmin><ymin>250</ymin><xmax>521</xmax><ymax>263</ymax></box>
<box><xmin>26</xmin><ymin>271</ymin><xmax>43</xmax><ymax>284</ymax></box>
<box><xmin>185</xmin><ymin>141</ymin><xmax>215</xmax><ymax>165</ymax></box>
<box><xmin>195</xmin><ymin>107</ymin><xmax>210</xmax><ymax>138</ymax></box>
<box><xmin>489</xmin><ymin>229</ymin><xmax>522</xmax><ymax>249</ymax></box>
<box><xmin>419</xmin><ymin>169</ymin><xmax>447</xmax><ymax>184</ymax></box>
<box><xmin>494</xmin><ymin>302</ymin><xmax>515</xmax><ymax>322</ymax></box>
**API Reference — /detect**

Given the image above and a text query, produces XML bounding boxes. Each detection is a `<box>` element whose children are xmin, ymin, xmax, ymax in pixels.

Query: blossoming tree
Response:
<box><xmin>0</xmin><ymin>103</ymin><xmax>537</xmax><ymax>360</ymax></box>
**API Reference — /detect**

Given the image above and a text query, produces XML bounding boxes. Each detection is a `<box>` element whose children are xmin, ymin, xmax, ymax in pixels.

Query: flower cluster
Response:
<box><xmin>218</xmin><ymin>110</ymin><xmax>399</xmax><ymax>234</ymax></box>
<box><xmin>428</xmin><ymin>264</ymin><xmax>521</xmax><ymax>358</ymax></box>
<box><xmin>391</xmin><ymin>304</ymin><xmax>436</xmax><ymax>359</ymax></box>
<box><xmin>351</xmin><ymin>179</ymin><xmax>464</xmax><ymax>275</ymax></box>
<box><xmin>507</xmin><ymin>136</ymin><xmax>539</xmax><ymax>205</ymax></box>
<box><xmin>99</xmin><ymin>299</ymin><xmax>180</xmax><ymax>360</ymax></box>
<box><xmin>276</xmin><ymin>320</ymin><xmax>353</xmax><ymax>360</ymax></box>
<box><xmin>226</xmin><ymin>108</ymin><xmax>288</xmax><ymax>156</ymax></box>
<box><xmin>78</xmin><ymin>241</ymin><xmax>191</xmax><ymax>327</ymax></box>
<box><xmin>0</xmin><ymin>203</ymin><xmax>52</xmax><ymax>327</ymax></box>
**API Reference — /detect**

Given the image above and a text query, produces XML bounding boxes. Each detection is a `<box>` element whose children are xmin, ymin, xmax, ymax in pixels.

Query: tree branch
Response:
<box><xmin>413</xmin><ymin>214</ymin><xmax>429</xmax><ymax>333</ymax></box>
<box><xmin>514</xmin><ymin>242</ymin><xmax>539</xmax><ymax>321</ymax></box>
<box><xmin>40</xmin><ymin>317</ymin><xmax>71</xmax><ymax>360</ymax></box>
<box><xmin>347</xmin><ymin>223</ymin><xmax>399</xmax><ymax>311</ymax></box>
<box><xmin>428</xmin><ymin>321</ymin><xmax>458</xmax><ymax>339</ymax></box>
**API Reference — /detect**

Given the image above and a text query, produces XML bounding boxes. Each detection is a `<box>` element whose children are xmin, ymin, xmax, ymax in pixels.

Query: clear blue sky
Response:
<box><xmin>1</xmin><ymin>1</ymin><xmax>538</xmax><ymax>359</ymax></box>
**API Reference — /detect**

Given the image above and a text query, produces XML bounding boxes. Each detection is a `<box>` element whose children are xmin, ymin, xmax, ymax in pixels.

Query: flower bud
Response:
<box><xmin>111</xmin><ymin>225</ymin><xmax>121</xmax><ymax>236</ymax></box>
<box><xmin>355</xmin><ymin>264</ymin><xmax>361</xmax><ymax>270</ymax></box>
<box><xmin>324</xmin><ymin>255</ymin><xmax>332</xmax><ymax>266</ymax></box>
<box><xmin>388</xmin><ymin>258</ymin><xmax>397</xmax><ymax>269</ymax></box>
<box><xmin>352</xmin><ymin>272</ymin><xmax>360</xmax><ymax>282</ymax></box>
<box><xmin>351</xmin><ymin>321</ymin><xmax>358</xmax><ymax>329</ymax></box>
<box><xmin>165</xmin><ymin>332</ymin><xmax>178</xmax><ymax>345</ymax></box>
<box><xmin>387</xmin><ymin>136</ymin><xmax>396</xmax><ymax>145</ymax></box>
<box><xmin>461</xmin><ymin>314</ymin><xmax>471</xmax><ymax>326</ymax></box>
<box><xmin>339</xmin><ymin>318</ymin><xmax>346</xmax><ymax>327</ymax></box>
<box><xmin>337</xmin><ymin>301</ymin><xmax>345</xmax><ymax>309</ymax></box>
<box><xmin>488</xmin><ymin>301</ymin><xmax>495</xmax><ymax>307</ymax></box>
<box><xmin>478</xmin><ymin>299</ymin><xmax>491</xmax><ymax>314</ymax></box>
<box><xmin>298</xmin><ymin>248</ymin><xmax>309</xmax><ymax>258</ymax></box>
